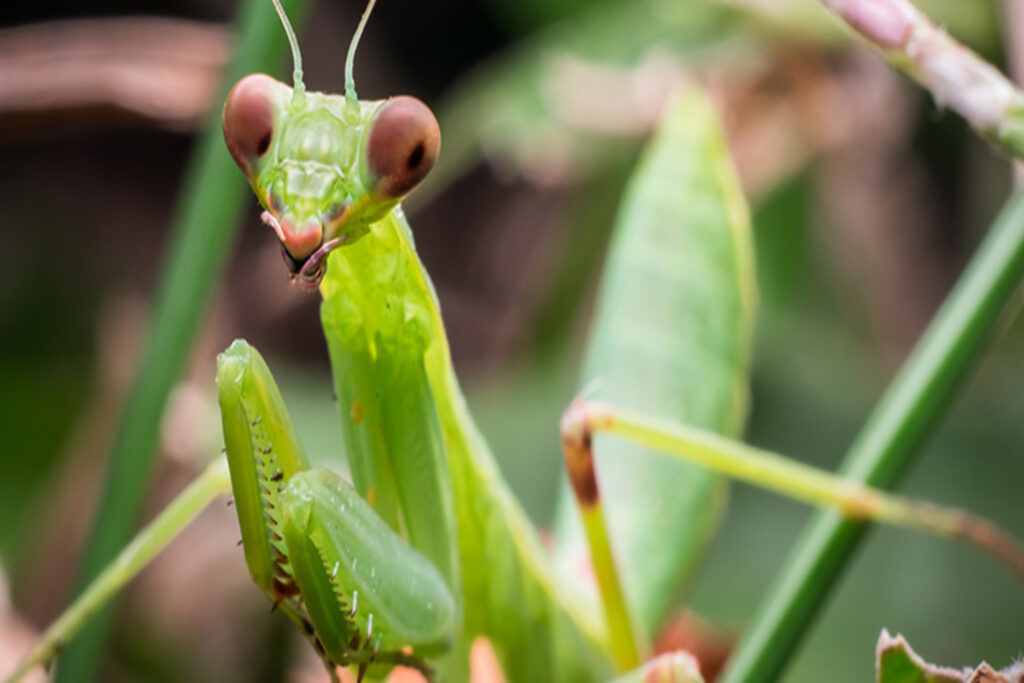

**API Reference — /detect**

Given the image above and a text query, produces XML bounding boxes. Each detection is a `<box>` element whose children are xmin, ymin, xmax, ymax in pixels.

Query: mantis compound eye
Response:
<box><xmin>365</xmin><ymin>96</ymin><xmax>440</xmax><ymax>199</ymax></box>
<box><xmin>223</xmin><ymin>74</ymin><xmax>278</xmax><ymax>174</ymax></box>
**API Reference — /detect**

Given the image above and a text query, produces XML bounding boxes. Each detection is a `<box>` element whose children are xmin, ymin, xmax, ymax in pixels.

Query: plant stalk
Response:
<box><xmin>3</xmin><ymin>460</ymin><xmax>231</xmax><ymax>683</ymax></box>
<box><xmin>561</xmin><ymin>401</ymin><xmax>644</xmax><ymax>672</ymax></box>
<box><xmin>53</xmin><ymin>1</ymin><xmax>312</xmax><ymax>680</ymax></box>
<box><xmin>721</xmin><ymin>186</ymin><xmax>1024</xmax><ymax>681</ymax></box>
<box><xmin>822</xmin><ymin>0</ymin><xmax>1024</xmax><ymax>159</ymax></box>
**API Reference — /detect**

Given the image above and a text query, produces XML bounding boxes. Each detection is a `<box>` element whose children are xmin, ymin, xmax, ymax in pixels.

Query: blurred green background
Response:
<box><xmin>1</xmin><ymin>0</ymin><xmax>1022</xmax><ymax>681</ymax></box>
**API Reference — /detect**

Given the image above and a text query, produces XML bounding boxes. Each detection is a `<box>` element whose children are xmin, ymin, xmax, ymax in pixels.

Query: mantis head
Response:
<box><xmin>222</xmin><ymin>0</ymin><xmax>440</xmax><ymax>287</ymax></box>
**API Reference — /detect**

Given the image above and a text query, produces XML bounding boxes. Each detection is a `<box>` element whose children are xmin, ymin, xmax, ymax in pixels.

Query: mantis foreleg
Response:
<box><xmin>282</xmin><ymin>468</ymin><xmax>454</xmax><ymax>680</ymax></box>
<box><xmin>219</xmin><ymin>339</ymin><xmax>457</xmax><ymax>681</ymax></box>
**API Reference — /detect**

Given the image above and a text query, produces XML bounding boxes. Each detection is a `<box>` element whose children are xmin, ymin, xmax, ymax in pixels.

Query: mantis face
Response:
<box><xmin>223</xmin><ymin>73</ymin><xmax>440</xmax><ymax>286</ymax></box>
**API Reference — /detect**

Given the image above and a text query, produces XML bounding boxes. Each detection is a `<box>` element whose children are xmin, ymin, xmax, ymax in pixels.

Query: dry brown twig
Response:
<box><xmin>0</xmin><ymin>18</ymin><xmax>229</xmax><ymax>136</ymax></box>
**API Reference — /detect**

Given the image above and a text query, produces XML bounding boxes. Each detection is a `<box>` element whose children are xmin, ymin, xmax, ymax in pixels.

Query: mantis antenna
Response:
<box><xmin>345</xmin><ymin>0</ymin><xmax>378</xmax><ymax>115</ymax></box>
<box><xmin>271</xmin><ymin>0</ymin><xmax>306</xmax><ymax>105</ymax></box>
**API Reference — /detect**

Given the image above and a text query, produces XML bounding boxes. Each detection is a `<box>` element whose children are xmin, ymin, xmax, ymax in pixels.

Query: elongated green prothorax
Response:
<box><xmin>223</xmin><ymin>0</ymin><xmax>439</xmax><ymax>287</ymax></box>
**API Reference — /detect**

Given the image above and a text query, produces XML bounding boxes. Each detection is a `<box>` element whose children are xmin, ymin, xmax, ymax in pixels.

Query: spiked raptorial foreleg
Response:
<box><xmin>281</xmin><ymin>469</ymin><xmax>453</xmax><ymax>679</ymax></box>
<box><xmin>217</xmin><ymin>340</ymin><xmax>455</xmax><ymax>681</ymax></box>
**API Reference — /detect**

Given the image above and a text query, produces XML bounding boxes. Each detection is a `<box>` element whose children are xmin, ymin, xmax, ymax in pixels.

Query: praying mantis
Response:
<box><xmin>6</xmin><ymin>1</ymin><xmax>1024</xmax><ymax>682</ymax></box>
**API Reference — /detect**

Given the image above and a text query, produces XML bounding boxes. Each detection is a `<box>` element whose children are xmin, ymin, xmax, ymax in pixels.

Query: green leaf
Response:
<box><xmin>553</xmin><ymin>87</ymin><xmax>756</xmax><ymax>638</ymax></box>
<box><xmin>876</xmin><ymin>629</ymin><xmax>1024</xmax><ymax>683</ymax></box>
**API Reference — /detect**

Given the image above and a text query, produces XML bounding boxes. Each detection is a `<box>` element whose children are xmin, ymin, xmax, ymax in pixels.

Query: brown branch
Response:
<box><xmin>0</xmin><ymin>18</ymin><xmax>229</xmax><ymax>137</ymax></box>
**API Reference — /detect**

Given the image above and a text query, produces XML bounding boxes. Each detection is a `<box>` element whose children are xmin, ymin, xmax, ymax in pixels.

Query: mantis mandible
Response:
<box><xmin>6</xmin><ymin>1</ymin><xmax>1024</xmax><ymax>682</ymax></box>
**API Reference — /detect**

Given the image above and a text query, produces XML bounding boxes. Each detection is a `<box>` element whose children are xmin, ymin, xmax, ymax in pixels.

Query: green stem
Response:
<box><xmin>580</xmin><ymin>504</ymin><xmax>643</xmax><ymax>672</ymax></box>
<box><xmin>3</xmin><ymin>460</ymin><xmax>231</xmax><ymax>683</ymax></box>
<box><xmin>586</xmin><ymin>403</ymin><xmax>1024</xmax><ymax>578</ymax></box>
<box><xmin>721</xmin><ymin>187</ymin><xmax>1024</xmax><ymax>681</ymax></box>
<box><xmin>53</xmin><ymin>1</ymin><xmax>312</xmax><ymax>681</ymax></box>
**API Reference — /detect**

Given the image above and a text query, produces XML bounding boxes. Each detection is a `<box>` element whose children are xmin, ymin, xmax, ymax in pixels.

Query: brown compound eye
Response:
<box><xmin>365</xmin><ymin>96</ymin><xmax>440</xmax><ymax>199</ymax></box>
<box><xmin>223</xmin><ymin>73</ymin><xmax>278</xmax><ymax>174</ymax></box>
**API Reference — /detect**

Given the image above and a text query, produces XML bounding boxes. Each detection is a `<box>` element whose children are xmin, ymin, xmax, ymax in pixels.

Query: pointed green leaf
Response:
<box><xmin>554</xmin><ymin>87</ymin><xmax>756</xmax><ymax>638</ymax></box>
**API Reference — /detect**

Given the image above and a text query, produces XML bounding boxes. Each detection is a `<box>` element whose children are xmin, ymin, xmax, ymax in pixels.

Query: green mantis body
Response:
<box><xmin>213</xmin><ymin>0</ymin><xmax>769</xmax><ymax>671</ymax></box>
<box><xmin>218</xmin><ymin>199</ymin><xmax>616</xmax><ymax>679</ymax></box>
<box><xmin>319</xmin><ymin>207</ymin><xmax>613</xmax><ymax>680</ymax></box>
<box><xmin>218</xmin><ymin>2</ymin><xmax>614</xmax><ymax>677</ymax></box>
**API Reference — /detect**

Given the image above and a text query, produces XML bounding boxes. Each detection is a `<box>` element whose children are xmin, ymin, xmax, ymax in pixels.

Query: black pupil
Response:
<box><xmin>256</xmin><ymin>131</ymin><xmax>272</xmax><ymax>156</ymax></box>
<box><xmin>407</xmin><ymin>142</ymin><xmax>425</xmax><ymax>169</ymax></box>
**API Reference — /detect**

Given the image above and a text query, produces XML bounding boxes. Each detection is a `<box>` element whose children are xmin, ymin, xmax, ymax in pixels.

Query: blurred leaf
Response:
<box><xmin>0</xmin><ymin>360</ymin><xmax>89</xmax><ymax>555</ymax></box>
<box><xmin>421</xmin><ymin>0</ymin><xmax>1002</xmax><ymax>214</ymax></box>
<box><xmin>876</xmin><ymin>629</ymin><xmax>1024</xmax><ymax>683</ymax></box>
<box><xmin>726</xmin><ymin>0</ymin><xmax>999</xmax><ymax>51</ymax></box>
<box><xmin>914</xmin><ymin>0</ymin><xmax>1001</xmax><ymax>56</ymax></box>
<box><xmin>418</xmin><ymin>0</ymin><xmax>748</xmax><ymax>208</ymax></box>
<box><xmin>528</xmin><ymin>161</ymin><xmax>636</xmax><ymax>352</ymax></box>
<box><xmin>750</xmin><ymin>173</ymin><xmax>812</xmax><ymax>315</ymax></box>
<box><xmin>553</xmin><ymin>87</ymin><xmax>756</xmax><ymax>638</ymax></box>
